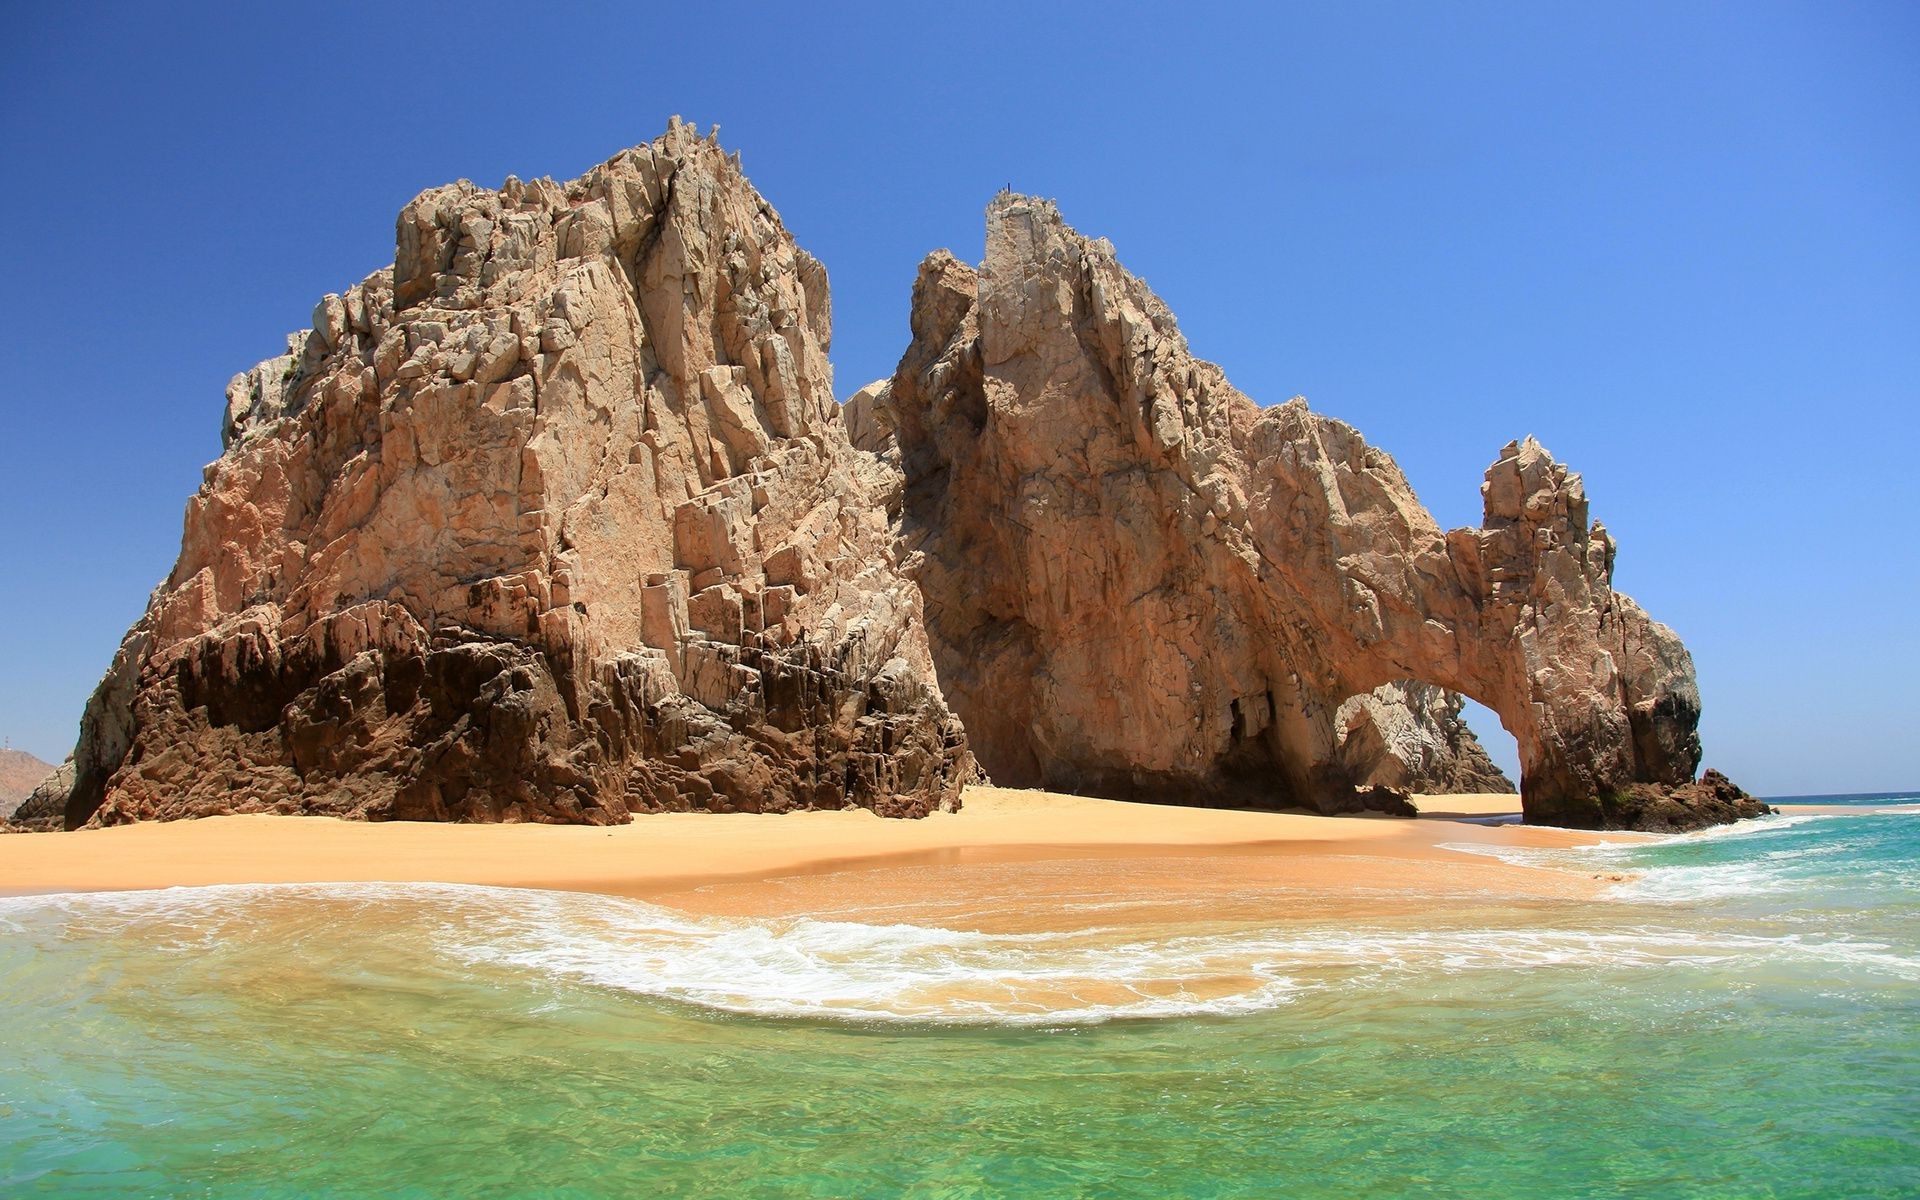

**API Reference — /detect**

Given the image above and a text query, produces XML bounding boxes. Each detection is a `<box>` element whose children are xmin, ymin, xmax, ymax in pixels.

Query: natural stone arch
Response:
<box><xmin>867</xmin><ymin>194</ymin><xmax>1700</xmax><ymax>826</ymax></box>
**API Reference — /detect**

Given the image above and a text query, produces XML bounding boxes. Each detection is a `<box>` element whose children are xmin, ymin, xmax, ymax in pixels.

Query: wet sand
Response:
<box><xmin>0</xmin><ymin>786</ymin><xmax>1637</xmax><ymax>923</ymax></box>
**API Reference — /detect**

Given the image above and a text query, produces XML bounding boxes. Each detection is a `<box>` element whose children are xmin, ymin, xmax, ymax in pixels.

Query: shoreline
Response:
<box><xmin>0</xmin><ymin>787</ymin><xmax>1656</xmax><ymax>921</ymax></box>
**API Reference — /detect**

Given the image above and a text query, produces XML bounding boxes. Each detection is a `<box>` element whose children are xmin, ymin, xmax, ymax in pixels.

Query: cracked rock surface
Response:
<box><xmin>861</xmin><ymin>196</ymin><xmax>1716</xmax><ymax>828</ymax></box>
<box><xmin>54</xmin><ymin>120</ymin><xmax>970</xmax><ymax>828</ymax></box>
<box><xmin>36</xmin><ymin>132</ymin><xmax>1744</xmax><ymax>833</ymax></box>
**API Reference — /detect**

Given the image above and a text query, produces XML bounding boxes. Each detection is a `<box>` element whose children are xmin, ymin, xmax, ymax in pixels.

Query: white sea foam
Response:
<box><xmin>443</xmin><ymin>899</ymin><xmax>1920</xmax><ymax>1020</ymax></box>
<box><xmin>1687</xmin><ymin>812</ymin><xmax>1833</xmax><ymax>838</ymax></box>
<box><xmin>1607</xmin><ymin>861</ymin><xmax>1786</xmax><ymax>903</ymax></box>
<box><xmin>1436</xmin><ymin>840</ymin><xmax>1638</xmax><ymax>871</ymax></box>
<box><xmin>9</xmin><ymin>881</ymin><xmax>1911</xmax><ymax>1025</ymax></box>
<box><xmin>440</xmin><ymin>891</ymin><xmax>1308</xmax><ymax>1024</ymax></box>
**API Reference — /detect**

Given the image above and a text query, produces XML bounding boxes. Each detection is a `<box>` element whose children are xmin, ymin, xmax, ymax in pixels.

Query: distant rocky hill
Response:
<box><xmin>30</xmin><ymin>121</ymin><xmax>1757</xmax><ymax>833</ymax></box>
<box><xmin>0</xmin><ymin>749</ymin><xmax>56</xmax><ymax>820</ymax></box>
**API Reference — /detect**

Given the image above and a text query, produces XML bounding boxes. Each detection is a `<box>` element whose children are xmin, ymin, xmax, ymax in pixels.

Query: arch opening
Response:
<box><xmin>1331</xmin><ymin>681</ymin><xmax>1518</xmax><ymax>800</ymax></box>
<box><xmin>1457</xmin><ymin>696</ymin><xmax>1521</xmax><ymax>792</ymax></box>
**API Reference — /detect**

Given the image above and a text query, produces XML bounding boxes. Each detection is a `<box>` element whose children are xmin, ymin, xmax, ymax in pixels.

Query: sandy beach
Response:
<box><xmin>0</xmin><ymin>786</ymin><xmax>1646</xmax><ymax>926</ymax></box>
<box><xmin>1408</xmin><ymin>791</ymin><xmax>1525</xmax><ymax>817</ymax></box>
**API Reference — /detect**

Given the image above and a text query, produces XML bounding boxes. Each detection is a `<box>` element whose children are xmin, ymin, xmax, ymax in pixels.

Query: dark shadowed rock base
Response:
<box><xmin>1533</xmin><ymin>769</ymin><xmax>1772</xmax><ymax>833</ymax></box>
<box><xmin>73</xmin><ymin>623</ymin><xmax>965</xmax><ymax>828</ymax></box>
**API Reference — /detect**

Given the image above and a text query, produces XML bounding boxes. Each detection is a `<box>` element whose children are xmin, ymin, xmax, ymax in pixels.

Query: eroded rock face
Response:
<box><xmin>54</xmin><ymin>120</ymin><xmax>970</xmax><ymax>829</ymax></box>
<box><xmin>8</xmin><ymin>760</ymin><xmax>73</xmax><ymax>831</ymax></box>
<box><xmin>867</xmin><ymin>195</ymin><xmax>1708</xmax><ymax>827</ymax></box>
<box><xmin>1333</xmin><ymin>683</ymin><xmax>1513</xmax><ymax>796</ymax></box>
<box><xmin>40</xmin><ymin>136</ymin><xmax>1735</xmax><ymax>833</ymax></box>
<box><xmin>851</xmin><ymin>393</ymin><xmax>1509</xmax><ymax>805</ymax></box>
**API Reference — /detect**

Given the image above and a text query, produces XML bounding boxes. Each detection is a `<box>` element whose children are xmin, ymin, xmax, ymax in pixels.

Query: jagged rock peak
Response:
<box><xmin>865</xmin><ymin>191</ymin><xmax>1720</xmax><ymax>828</ymax></box>
<box><xmin>49</xmin><ymin>123</ymin><xmax>971</xmax><ymax>829</ymax></box>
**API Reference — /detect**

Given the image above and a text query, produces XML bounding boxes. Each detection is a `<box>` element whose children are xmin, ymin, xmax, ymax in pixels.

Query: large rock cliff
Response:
<box><xmin>844</xmin><ymin>392</ymin><xmax>1511</xmax><ymax>805</ymax></box>
<box><xmin>861</xmin><ymin>195</ymin><xmax>1728</xmax><ymax>828</ymax></box>
<box><xmin>32</xmin><ymin>132</ymin><xmax>1750</xmax><ymax>832</ymax></box>
<box><xmin>53</xmin><ymin>120</ymin><xmax>970</xmax><ymax>828</ymax></box>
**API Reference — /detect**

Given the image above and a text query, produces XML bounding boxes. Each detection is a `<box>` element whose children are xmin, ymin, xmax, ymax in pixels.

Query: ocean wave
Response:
<box><xmin>1606</xmin><ymin>862</ymin><xmax>1782</xmax><ymax>903</ymax></box>
<box><xmin>1447</xmin><ymin>808</ymin><xmax>1918</xmax><ymax>904</ymax></box>
<box><xmin>1682</xmin><ymin>812</ymin><xmax>1844</xmax><ymax>839</ymax></box>
<box><xmin>427</xmin><ymin>890</ymin><xmax>1920</xmax><ymax>1019</ymax></box>
<box><xmin>1435</xmin><ymin>840</ymin><xmax>1638</xmax><ymax>871</ymax></box>
<box><xmin>6</xmin><ymin>882</ymin><xmax>1914</xmax><ymax>1026</ymax></box>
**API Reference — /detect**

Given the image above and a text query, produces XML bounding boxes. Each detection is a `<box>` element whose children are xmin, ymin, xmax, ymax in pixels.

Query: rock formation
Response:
<box><xmin>1333</xmin><ymin>684</ymin><xmax>1513</xmax><ymax>796</ymax></box>
<box><xmin>861</xmin><ymin>195</ymin><xmax>1710</xmax><ymax>827</ymax></box>
<box><xmin>0</xmin><ymin>749</ymin><xmax>56</xmax><ymax>822</ymax></box>
<box><xmin>847</xmin><ymin>387</ymin><xmax>1511</xmax><ymax>803</ymax></box>
<box><xmin>1590</xmin><ymin>769</ymin><xmax>1770</xmax><ymax>833</ymax></box>
<box><xmin>9</xmin><ymin>759</ymin><xmax>72</xmax><ymax>830</ymax></box>
<box><xmin>49</xmin><ymin>120</ymin><xmax>970</xmax><ymax>829</ymax></box>
<box><xmin>31</xmin><ymin>129</ymin><xmax>1746</xmax><ymax>833</ymax></box>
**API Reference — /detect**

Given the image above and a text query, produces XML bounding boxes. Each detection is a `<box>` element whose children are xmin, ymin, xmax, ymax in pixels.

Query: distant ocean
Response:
<box><xmin>3</xmin><ymin>796</ymin><xmax>1915</xmax><ymax>1198</ymax></box>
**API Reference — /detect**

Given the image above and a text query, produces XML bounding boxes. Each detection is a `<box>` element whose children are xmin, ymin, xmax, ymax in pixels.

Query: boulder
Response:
<box><xmin>1590</xmin><ymin>769</ymin><xmax>1771</xmax><ymax>833</ymax></box>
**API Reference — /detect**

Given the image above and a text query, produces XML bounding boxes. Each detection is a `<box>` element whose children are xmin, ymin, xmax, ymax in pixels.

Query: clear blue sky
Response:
<box><xmin>1</xmin><ymin>2</ymin><xmax>1913</xmax><ymax>795</ymax></box>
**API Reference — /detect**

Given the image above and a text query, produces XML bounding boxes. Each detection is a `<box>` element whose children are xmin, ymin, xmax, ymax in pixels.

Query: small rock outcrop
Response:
<box><xmin>8</xmin><ymin>759</ymin><xmax>73</xmax><ymax>830</ymax></box>
<box><xmin>863</xmin><ymin>195</ymin><xmax>1712</xmax><ymax>828</ymax></box>
<box><xmin>0</xmin><ymin>749</ymin><xmax>57</xmax><ymax>822</ymax></box>
<box><xmin>1590</xmin><ymin>769</ymin><xmax>1771</xmax><ymax>833</ymax></box>
<box><xmin>50</xmin><ymin>120</ymin><xmax>970</xmax><ymax>829</ymax></box>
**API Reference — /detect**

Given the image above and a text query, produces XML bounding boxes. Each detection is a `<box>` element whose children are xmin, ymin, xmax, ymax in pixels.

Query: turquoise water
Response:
<box><xmin>3</xmin><ymin>800</ymin><xmax>1916</xmax><ymax>1198</ymax></box>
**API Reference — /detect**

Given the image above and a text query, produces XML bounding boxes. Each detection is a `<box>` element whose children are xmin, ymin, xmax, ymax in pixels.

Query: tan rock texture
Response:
<box><xmin>865</xmin><ymin>195</ymin><xmax>1707</xmax><ymax>827</ymax></box>
<box><xmin>0</xmin><ymin>749</ymin><xmax>56</xmax><ymax>821</ymax></box>
<box><xmin>851</xmin><ymin>390</ymin><xmax>1509</xmax><ymax>803</ymax></box>
<box><xmin>54</xmin><ymin>120</ymin><xmax>970</xmax><ymax>829</ymax></box>
<box><xmin>1333</xmin><ymin>683</ymin><xmax>1513</xmax><ymax>796</ymax></box>
<box><xmin>39</xmin><ymin>133</ymin><xmax>1738</xmax><ymax>833</ymax></box>
<box><xmin>8</xmin><ymin>760</ymin><xmax>73</xmax><ymax>830</ymax></box>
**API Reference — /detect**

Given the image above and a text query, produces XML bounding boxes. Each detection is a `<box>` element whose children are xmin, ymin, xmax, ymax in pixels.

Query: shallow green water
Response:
<box><xmin>3</xmin><ymin>801</ymin><xmax>1916</xmax><ymax>1198</ymax></box>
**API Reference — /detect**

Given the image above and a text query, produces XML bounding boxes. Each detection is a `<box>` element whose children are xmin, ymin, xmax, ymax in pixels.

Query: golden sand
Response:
<box><xmin>1408</xmin><ymin>791</ymin><xmax>1522</xmax><ymax>817</ymax></box>
<box><xmin>0</xmin><ymin>785</ymin><xmax>1640</xmax><ymax>926</ymax></box>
